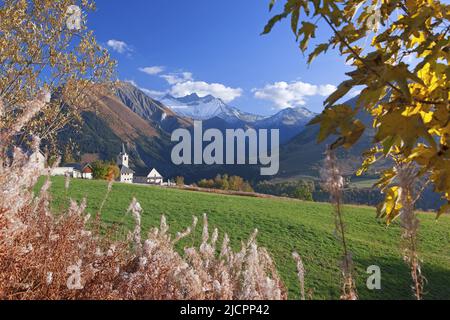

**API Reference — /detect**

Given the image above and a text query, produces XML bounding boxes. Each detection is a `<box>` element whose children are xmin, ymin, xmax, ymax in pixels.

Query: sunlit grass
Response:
<box><xmin>42</xmin><ymin>177</ymin><xmax>450</xmax><ymax>300</ymax></box>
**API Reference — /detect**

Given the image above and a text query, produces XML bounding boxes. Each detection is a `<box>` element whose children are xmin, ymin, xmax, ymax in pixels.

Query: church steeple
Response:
<box><xmin>117</xmin><ymin>143</ymin><xmax>129</xmax><ymax>168</ymax></box>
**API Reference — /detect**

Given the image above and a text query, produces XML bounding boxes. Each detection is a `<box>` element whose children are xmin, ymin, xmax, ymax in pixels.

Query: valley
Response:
<box><xmin>58</xmin><ymin>82</ymin><xmax>319</xmax><ymax>181</ymax></box>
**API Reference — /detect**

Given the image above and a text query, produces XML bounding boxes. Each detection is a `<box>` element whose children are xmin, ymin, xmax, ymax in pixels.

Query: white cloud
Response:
<box><xmin>158</xmin><ymin>71</ymin><xmax>242</xmax><ymax>103</ymax></box>
<box><xmin>139</xmin><ymin>66</ymin><xmax>165</xmax><ymax>75</ymax></box>
<box><xmin>161</xmin><ymin>72</ymin><xmax>194</xmax><ymax>85</ymax></box>
<box><xmin>252</xmin><ymin>81</ymin><xmax>337</xmax><ymax>109</ymax></box>
<box><xmin>318</xmin><ymin>84</ymin><xmax>337</xmax><ymax>96</ymax></box>
<box><xmin>170</xmin><ymin>80</ymin><xmax>242</xmax><ymax>103</ymax></box>
<box><xmin>107</xmin><ymin>39</ymin><xmax>132</xmax><ymax>54</ymax></box>
<box><xmin>129</xmin><ymin>69</ymin><xmax>243</xmax><ymax>103</ymax></box>
<box><xmin>141</xmin><ymin>88</ymin><xmax>167</xmax><ymax>98</ymax></box>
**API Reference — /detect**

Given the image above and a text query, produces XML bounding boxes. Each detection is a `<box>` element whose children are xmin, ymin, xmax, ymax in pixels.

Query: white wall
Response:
<box><xmin>120</xmin><ymin>173</ymin><xmax>133</xmax><ymax>183</ymax></box>
<box><xmin>51</xmin><ymin>167</ymin><xmax>84</xmax><ymax>179</ymax></box>
<box><xmin>51</xmin><ymin>167</ymin><xmax>75</xmax><ymax>176</ymax></box>
<box><xmin>30</xmin><ymin>152</ymin><xmax>46</xmax><ymax>170</ymax></box>
<box><xmin>147</xmin><ymin>178</ymin><xmax>163</xmax><ymax>185</ymax></box>
<box><xmin>82</xmin><ymin>172</ymin><xmax>93</xmax><ymax>180</ymax></box>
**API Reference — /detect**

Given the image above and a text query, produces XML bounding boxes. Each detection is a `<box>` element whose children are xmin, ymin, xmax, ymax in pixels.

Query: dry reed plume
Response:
<box><xmin>395</xmin><ymin>164</ymin><xmax>425</xmax><ymax>300</ymax></box>
<box><xmin>0</xmin><ymin>94</ymin><xmax>288</xmax><ymax>300</ymax></box>
<box><xmin>320</xmin><ymin>149</ymin><xmax>358</xmax><ymax>300</ymax></box>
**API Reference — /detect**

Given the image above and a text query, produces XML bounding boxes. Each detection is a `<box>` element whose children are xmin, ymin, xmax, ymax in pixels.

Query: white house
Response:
<box><xmin>51</xmin><ymin>166</ymin><xmax>79</xmax><ymax>177</ymax></box>
<box><xmin>80</xmin><ymin>164</ymin><xmax>93</xmax><ymax>179</ymax></box>
<box><xmin>117</xmin><ymin>144</ymin><xmax>134</xmax><ymax>183</ymax></box>
<box><xmin>147</xmin><ymin>168</ymin><xmax>163</xmax><ymax>185</ymax></box>
<box><xmin>50</xmin><ymin>163</ymin><xmax>93</xmax><ymax>179</ymax></box>
<box><xmin>114</xmin><ymin>144</ymin><xmax>165</xmax><ymax>186</ymax></box>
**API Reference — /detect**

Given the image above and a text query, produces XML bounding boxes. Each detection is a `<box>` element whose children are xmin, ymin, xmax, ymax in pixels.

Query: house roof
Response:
<box><xmin>119</xmin><ymin>165</ymin><xmax>134</xmax><ymax>174</ymax></box>
<box><xmin>64</xmin><ymin>163</ymin><xmax>92</xmax><ymax>172</ymax></box>
<box><xmin>147</xmin><ymin>168</ymin><xmax>162</xmax><ymax>178</ymax></box>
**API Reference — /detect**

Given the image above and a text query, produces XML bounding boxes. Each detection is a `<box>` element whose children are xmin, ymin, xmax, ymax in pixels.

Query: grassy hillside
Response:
<box><xmin>43</xmin><ymin>177</ymin><xmax>450</xmax><ymax>300</ymax></box>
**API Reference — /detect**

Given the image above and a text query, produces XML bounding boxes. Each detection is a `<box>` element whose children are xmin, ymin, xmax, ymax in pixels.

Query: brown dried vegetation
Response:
<box><xmin>0</xmin><ymin>96</ymin><xmax>288</xmax><ymax>300</ymax></box>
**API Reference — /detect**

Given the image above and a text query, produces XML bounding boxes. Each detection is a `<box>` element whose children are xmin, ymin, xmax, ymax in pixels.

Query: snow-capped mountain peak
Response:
<box><xmin>257</xmin><ymin>107</ymin><xmax>316</xmax><ymax>127</ymax></box>
<box><xmin>160</xmin><ymin>93</ymin><xmax>263</xmax><ymax>123</ymax></box>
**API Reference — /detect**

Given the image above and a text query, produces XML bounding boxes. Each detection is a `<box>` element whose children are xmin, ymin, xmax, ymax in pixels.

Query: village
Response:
<box><xmin>31</xmin><ymin>144</ymin><xmax>173</xmax><ymax>186</ymax></box>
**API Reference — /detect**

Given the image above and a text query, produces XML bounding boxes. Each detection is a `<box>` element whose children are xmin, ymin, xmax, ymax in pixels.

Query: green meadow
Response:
<box><xmin>42</xmin><ymin>177</ymin><xmax>450</xmax><ymax>300</ymax></box>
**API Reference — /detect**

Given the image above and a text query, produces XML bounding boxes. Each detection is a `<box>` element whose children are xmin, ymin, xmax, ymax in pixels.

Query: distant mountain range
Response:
<box><xmin>160</xmin><ymin>93</ymin><xmax>264</xmax><ymax>123</ymax></box>
<box><xmin>277</xmin><ymin>96</ymin><xmax>387</xmax><ymax>179</ymax></box>
<box><xmin>57</xmin><ymin>82</ymin><xmax>365</xmax><ymax>182</ymax></box>
<box><xmin>55</xmin><ymin>84</ymin><xmax>443</xmax><ymax>211</ymax></box>
<box><xmin>58</xmin><ymin>83</ymin><xmax>193</xmax><ymax>178</ymax></box>
<box><xmin>161</xmin><ymin>92</ymin><xmax>316</xmax><ymax>144</ymax></box>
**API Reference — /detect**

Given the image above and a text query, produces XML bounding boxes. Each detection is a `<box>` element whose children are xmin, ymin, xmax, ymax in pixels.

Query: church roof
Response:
<box><xmin>119</xmin><ymin>165</ymin><xmax>134</xmax><ymax>174</ymax></box>
<box><xmin>118</xmin><ymin>143</ymin><xmax>128</xmax><ymax>156</ymax></box>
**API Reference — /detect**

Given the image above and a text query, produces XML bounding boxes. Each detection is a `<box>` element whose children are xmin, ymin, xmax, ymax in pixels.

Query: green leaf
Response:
<box><xmin>291</xmin><ymin>3</ymin><xmax>301</xmax><ymax>39</ymax></box>
<box><xmin>307</xmin><ymin>43</ymin><xmax>329</xmax><ymax>64</ymax></box>
<box><xmin>342</xmin><ymin>119</ymin><xmax>365</xmax><ymax>148</ymax></box>
<box><xmin>298</xmin><ymin>22</ymin><xmax>316</xmax><ymax>52</ymax></box>
<box><xmin>261</xmin><ymin>12</ymin><xmax>290</xmax><ymax>35</ymax></box>
<box><xmin>381</xmin><ymin>135</ymin><xmax>397</xmax><ymax>155</ymax></box>
<box><xmin>324</xmin><ymin>80</ymin><xmax>355</xmax><ymax>107</ymax></box>
<box><xmin>312</xmin><ymin>104</ymin><xmax>356</xmax><ymax>143</ymax></box>
<box><xmin>269</xmin><ymin>0</ymin><xmax>277</xmax><ymax>11</ymax></box>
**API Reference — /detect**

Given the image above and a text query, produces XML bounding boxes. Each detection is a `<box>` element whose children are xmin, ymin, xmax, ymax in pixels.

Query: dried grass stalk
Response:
<box><xmin>0</xmin><ymin>94</ymin><xmax>287</xmax><ymax>300</ymax></box>
<box><xmin>396</xmin><ymin>164</ymin><xmax>425</xmax><ymax>300</ymax></box>
<box><xmin>320</xmin><ymin>149</ymin><xmax>358</xmax><ymax>300</ymax></box>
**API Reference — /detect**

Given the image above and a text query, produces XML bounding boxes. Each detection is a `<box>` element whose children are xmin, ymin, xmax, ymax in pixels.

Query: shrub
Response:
<box><xmin>197</xmin><ymin>175</ymin><xmax>254</xmax><ymax>193</ymax></box>
<box><xmin>91</xmin><ymin>161</ymin><xmax>119</xmax><ymax>181</ymax></box>
<box><xmin>175</xmin><ymin>176</ymin><xmax>185</xmax><ymax>187</ymax></box>
<box><xmin>255</xmin><ymin>180</ymin><xmax>314</xmax><ymax>201</ymax></box>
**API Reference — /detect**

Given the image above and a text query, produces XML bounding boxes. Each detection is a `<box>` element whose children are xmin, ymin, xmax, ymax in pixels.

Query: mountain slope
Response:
<box><xmin>115</xmin><ymin>82</ymin><xmax>192</xmax><ymax>132</ymax></box>
<box><xmin>255</xmin><ymin>107</ymin><xmax>316</xmax><ymax>143</ymax></box>
<box><xmin>58</xmin><ymin>83</ymin><xmax>326</xmax><ymax>181</ymax></box>
<box><xmin>277</xmin><ymin>97</ymin><xmax>378</xmax><ymax>178</ymax></box>
<box><xmin>58</xmin><ymin>85</ymin><xmax>264</xmax><ymax>181</ymax></box>
<box><xmin>58</xmin><ymin>86</ymin><xmax>188</xmax><ymax>177</ymax></box>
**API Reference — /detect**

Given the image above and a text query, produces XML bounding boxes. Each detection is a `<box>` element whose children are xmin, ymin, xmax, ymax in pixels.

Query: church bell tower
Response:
<box><xmin>117</xmin><ymin>143</ymin><xmax>129</xmax><ymax>167</ymax></box>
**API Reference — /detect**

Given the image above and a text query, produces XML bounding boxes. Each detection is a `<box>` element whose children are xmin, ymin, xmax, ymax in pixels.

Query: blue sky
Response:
<box><xmin>88</xmin><ymin>0</ymin><xmax>356</xmax><ymax>115</ymax></box>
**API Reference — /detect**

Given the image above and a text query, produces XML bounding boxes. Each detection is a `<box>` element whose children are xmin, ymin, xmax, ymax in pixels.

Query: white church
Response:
<box><xmin>117</xmin><ymin>144</ymin><xmax>165</xmax><ymax>186</ymax></box>
<box><xmin>117</xmin><ymin>144</ymin><xmax>135</xmax><ymax>183</ymax></box>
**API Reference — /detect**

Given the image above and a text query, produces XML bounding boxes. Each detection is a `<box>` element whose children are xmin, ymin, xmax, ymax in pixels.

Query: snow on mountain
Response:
<box><xmin>160</xmin><ymin>93</ymin><xmax>264</xmax><ymax>123</ymax></box>
<box><xmin>154</xmin><ymin>90</ymin><xmax>317</xmax><ymax>143</ymax></box>
<box><xmin>257</xmin><ymin>107</ymin><xmax>316</xmax><ymax>127</ymax></box>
